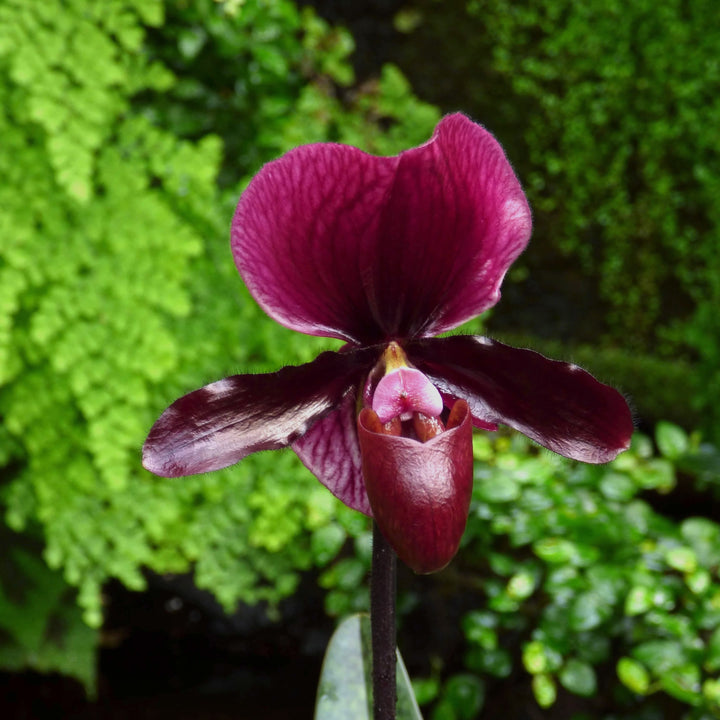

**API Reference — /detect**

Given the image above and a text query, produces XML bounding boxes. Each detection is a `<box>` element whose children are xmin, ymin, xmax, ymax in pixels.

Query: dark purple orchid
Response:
<box><xmin>143</xmin><ymin>114</ymin><xmax>633</xmax><ymax>574</ymax></box>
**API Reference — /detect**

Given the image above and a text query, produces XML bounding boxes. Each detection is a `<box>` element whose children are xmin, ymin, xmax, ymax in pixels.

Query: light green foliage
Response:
<box><xmin>410</xmin><ymin>424</ymin><xmax>720</xmax><ymax>717</ymax></box>
<box><xmin>0</xmin><ymin>0</ymin><xmax>438</xmax><ymax>688</ymax></box>
<box><xmin>0</xmin><ymin>0</ymin><xmax>222</xmax><ymax>633</ymax></box>
<box><xmin>431</xmin><ymin>427</ymin><xmax>720</xmax><ymax>718</ymax></box>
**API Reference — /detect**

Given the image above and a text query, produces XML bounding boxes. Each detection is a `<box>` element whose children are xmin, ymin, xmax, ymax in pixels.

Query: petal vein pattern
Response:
<box><xmin>233</xmin><ymin>144</ymin><xmax>396</xmax><ymax>344</ymax></box>
<box><xmin>292</xmin><ymin>389</ymin><xmax>371</xmax><ymax>515</ymax></box>
<box><xmin>232</xmin><ymin>114</ymin><xmax>532</xmax><ymax>345</ymax></box>
<box><xmin>143</xmin><ymin>347</ymin><xmax>378</xmax><ymax>477</ymax></box>
<box><xmin>409</xmin><ymin>335</ymin><xmax>634</xmax><ymax>463</ymax></box>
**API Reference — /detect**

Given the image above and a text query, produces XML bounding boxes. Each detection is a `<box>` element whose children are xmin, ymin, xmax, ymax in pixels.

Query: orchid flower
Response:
<box><xmin>143</xmin><ymin>114</ymin><xmax>633</xmax><ymax>574</ymax></box>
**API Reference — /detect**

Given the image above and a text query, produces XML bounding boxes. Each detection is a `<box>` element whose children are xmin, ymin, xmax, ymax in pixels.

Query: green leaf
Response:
<box><xmin>686</xmin><ymin>568</ymin><xmax>711</xmax><ymax>595</ymax></box>
<box><xmin>523</xmin><ymin>640</ymin><xmax>549</xmax><ymax>674</ymax></box>
<box><xmin>311</xmin><ymin>524</ymin><xmax>347</xmax><ymax>565</ymax></box>
<box><xmin>430</xmin><ymin>700</ymin><xmax>454</xmax><ymax>720</ymax></box>
<box><xmin>314</xmin><ymin>614</ymin><xmax>423</xmax><ymax>720</ymax></box>
<box><xmin>625</xmin><ymin>585</ymin><xmax>654</xmax><ymax>615</ymax></box>
<box><xmin>412</xmin><ymin>677</ymin><xmax>440</xmax><ymax>706</ymax></box>
<box><xmin>665</xmin><ymin>546</ymin><xmax>698</xmax><ymax>573</ymax></box>
<box><xmin>705</xmin><ymin>627</ymin><xmax>720</xmax><ymax>672</ymax></box>
<box><xmin>703</xmin><ymin>678</ymin><xmax>720</xmax><ymax>704</ymax></box>
<box><xmin>533</xmin><ymin>538</ymin><xmax>579</xmax><ymax>564</ymax></box>
<box><xmin>659</xmin><ymin>663</ymin><xmax>701</xmax><ymax>705</ymax></box>
<box><xmin>523</xmin><ymin>640</ymin><xmax>562</xmax><ymax>675</ymax></box>
<box><xmin>633</xmin><ymin>640</ymin><xmax>687</xmax><ymax>674</ymax></box>
<box><xmin>681</xmin><ymin>518</ymin><xmax>720</xmax><ymax>566</ymax></box>
<box><xmin>656</xmin><ymin>421</ymin><xmax>689</xmax><ymax>459</ymax></box>
<box><xmin>506</xmin><ymin>570</ymin><xmax>537</xmax><ymax>600</ymax></box>
<box><xmin>438</xmin><ymin>674</ymin><xmax>485</xmax><ymax>720</ymax></box>
<box><xmin>617</xmin><ymin>657</ymin><xmax>650</xmax><ymax>695</ymax></box>
<box><xmin>321</xmin><ymin>558</ymin><xmax>367</xmax><ymax>592</ymax></box>
<box><xmin>532</xmin><ymin>673</ymin><xmax>557</xmax><ymax>708</ymax></box>
<box><xmin>632</xmin><ymin>458</ymin><xmax>676</xmax><ymax>491</ymax></box>
<box><xmin>474</xmin><ymin>474</ymin><xmax>520</xmax><ymax>502</ymax></box>
<box><xmin>599</xmin><ymin>472</ymin><xmax>636</xmax><ymax>501</ymax></box>
<box><xmin>253</xmin><ymin>45</ymin><xmax>290</xmax><ymax>77</ymax></box>
<box><xmin>134</xmin><ymin>0</ymin><xmax>164</xmax><ymax>27</ymax></box>
<box><xmin>464</xmin><ymin>647</ymin><xmax>512</xmax><ymax>678</ymax></box>
<box><xmin>630</xmin><ymin>433</ymin><xmax>655</xmax><ymax>459</ymax></box>
<box><xmin>569</xmin><ymin>592</ymin><xmax>612</xmax><ymax>631</ymax></box>
<box><xmin>462</xmin><ymin>611</ymin><xmax>498</xmax><ymax>650</ymax></box>
<box><xmin>559</xmin><ymin>659</ymin><xmax>597</xmax><ymax>697</ymax></box>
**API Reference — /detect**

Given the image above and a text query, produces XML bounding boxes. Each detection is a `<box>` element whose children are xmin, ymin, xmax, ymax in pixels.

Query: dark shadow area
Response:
<box><xmin>0</xmin><ymin>573</ymin><xmax>330</xmax><ymax>720</ymax></box>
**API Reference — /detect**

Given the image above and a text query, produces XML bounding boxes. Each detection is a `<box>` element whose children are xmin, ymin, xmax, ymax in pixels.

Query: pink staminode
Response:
<box><xmin>372</xmin><ymin>367</ymin><xmax>444</xmax><ymax>423</ymax></box>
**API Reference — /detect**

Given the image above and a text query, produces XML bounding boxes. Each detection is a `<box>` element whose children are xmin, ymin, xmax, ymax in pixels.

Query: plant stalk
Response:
<box><xmin>371</xmin><ymin>521</ymin><xmax>397</xmax><ymax>720</ymax></box>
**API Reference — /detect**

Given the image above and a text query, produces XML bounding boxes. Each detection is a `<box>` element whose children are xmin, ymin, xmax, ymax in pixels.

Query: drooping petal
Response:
<box><xmin>409</xmin><ymin>336</ymin><xmax>634</xmax><ymax>463</ymax></box>
<box><xmin>292</xmin><ymin>389</ymin><xmax>371</xmax><ymax>516</ymax></box>
<box><xmin>232</xmin><ymin>114</ymin><xmax>531</xmax><ymax>345</ymax></box>
<box><xmin>143</xmin><ymin>347</ymin><xmax>378</xmax><ymax>477</ymax></box>
<box><xmin>357</xmin><ymin>401</ymin><xmax>474</xmax><ymax>574</ymax></box>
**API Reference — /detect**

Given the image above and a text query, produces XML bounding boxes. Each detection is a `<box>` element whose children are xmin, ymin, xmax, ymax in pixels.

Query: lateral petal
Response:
<box><xmin>143</xmin><ymin>347</ymin><xmax>377</xmax><ymax>477</ymax></box>
<box><xmin>409</xmin><ymin>336</ymin><xmax>634</xmax><ymax>463</ymax></box>
<box><xmin>292</xmin><ymin>389</ymin><xmax>372</xmax><ymax>516</ymax></box>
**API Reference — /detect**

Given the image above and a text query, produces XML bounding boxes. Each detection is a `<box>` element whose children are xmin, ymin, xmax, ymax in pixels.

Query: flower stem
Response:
<box><xmin>371</xmin><ymin>521</ymin><xmax>397</xmax><ymax>720</ymax></box>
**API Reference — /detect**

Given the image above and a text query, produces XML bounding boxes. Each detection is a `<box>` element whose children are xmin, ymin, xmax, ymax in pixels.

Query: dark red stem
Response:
<box><xmin>371</xmin><ymin>521</ymin><xmax>397</xmax><ymax>720</ymax></box>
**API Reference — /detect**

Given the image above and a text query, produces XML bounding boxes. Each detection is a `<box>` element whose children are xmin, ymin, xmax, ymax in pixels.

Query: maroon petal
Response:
<box><xmin>358</xmin><ymin>401</ymin><xmax>474</xmax><ymax>574</ymax></box>
<box><xmin>292</xmin><ymin>390</ymin><xmax>371</xmax><ymax>516</ymax></box>
<box><xmin>409</xmin><ymin>336</ymin><xmax>634</xmax><ymax>463</ymax></box>
<box><xmin>143</xmin><ymin>347</ymin><xmax>377</xmax><ymax>477</ymax></box>
<box><xmin>368</xmin><ymin>115</ymin><xmax>531</xmax><ymax>340</ymax></box>
<box><xmin>232</xmin><ymin>114</ymin><xmax>531</xmax><ymax>345</ymax></box>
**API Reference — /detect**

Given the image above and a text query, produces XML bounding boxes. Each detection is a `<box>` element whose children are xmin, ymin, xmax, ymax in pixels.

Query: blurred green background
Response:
<box><xmin>1</xmin><ymin>0</ymin><xmax>719</xmax><ymax>717</ymax></box>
